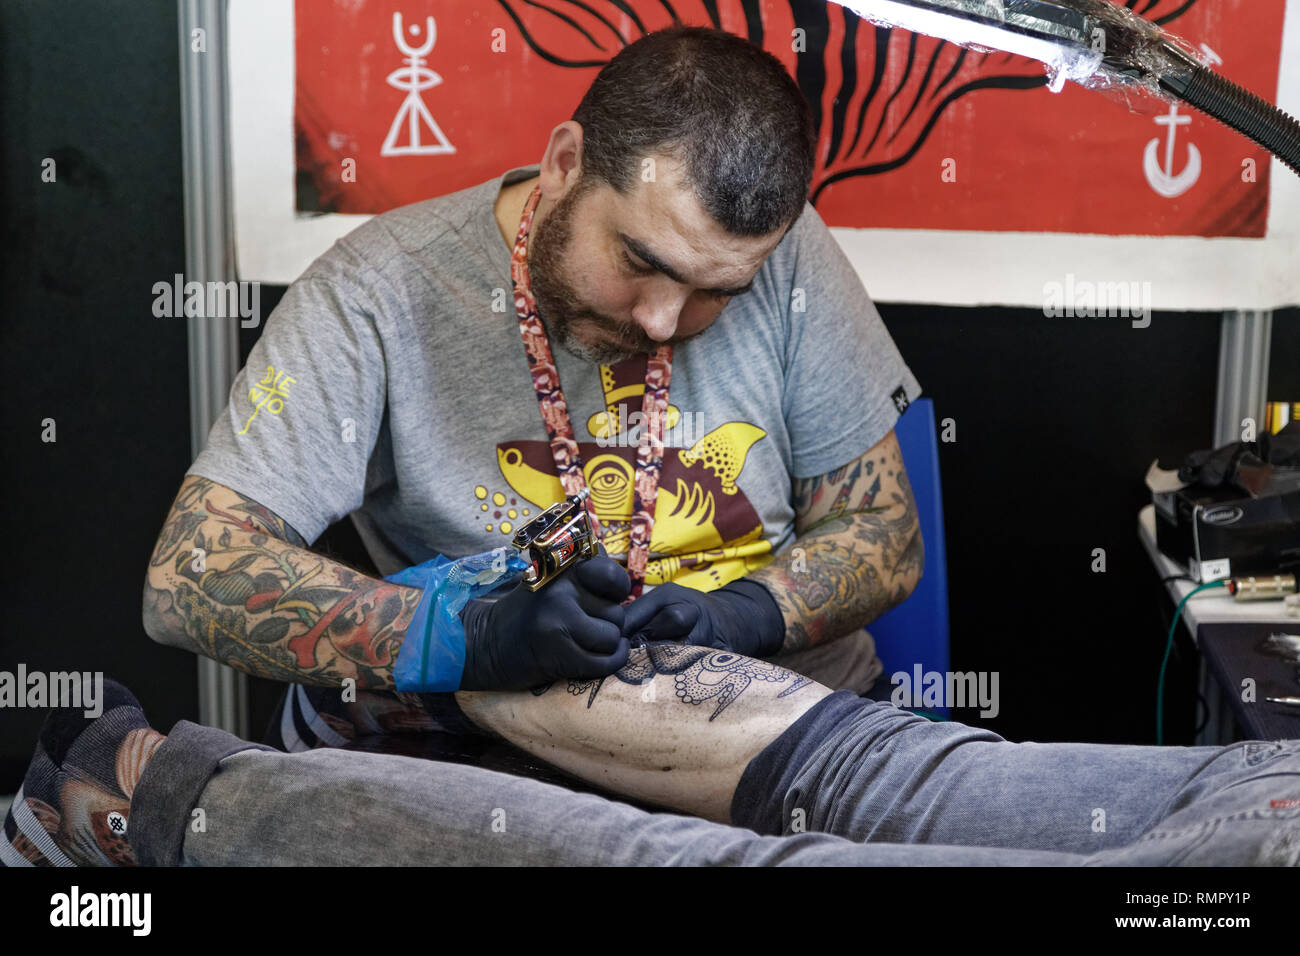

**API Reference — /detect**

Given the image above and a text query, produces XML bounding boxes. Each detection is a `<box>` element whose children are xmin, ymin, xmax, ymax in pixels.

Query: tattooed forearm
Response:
<box><xmin>752</xmin><ymin>431</ymin><xmax>924</xmax><ymax>654</ymax></box>
<box><xmin>147</xmin><ymin>476</ymin><xmax>308</xmax><ymax>570</ymax></box>
<box><xmin>142</xmin><ymin>475</ymin><xmax>421</xmax><ymax>688</ymax></box>
<box><xmin>754</xmin><ymin>514</ymin><xmax>920</xmax><ymax>652</ymax></box>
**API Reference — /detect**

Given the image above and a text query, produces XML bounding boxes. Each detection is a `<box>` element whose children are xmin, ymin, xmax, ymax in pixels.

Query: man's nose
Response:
<box><xmin>632</xmin><ymin>289</ymin><xmax>687</xmax><ymax>342</ymax></box>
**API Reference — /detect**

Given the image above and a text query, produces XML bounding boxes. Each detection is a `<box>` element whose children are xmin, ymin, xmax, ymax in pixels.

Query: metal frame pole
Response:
<box><xmin>1214</xmin><ymin>310</ymin><xmax>1273</xmax><ymax>447</ymax></box>
<box><xmin>1196</xmin><ymin>309</ymin><xmax>1272</xmax><ymax>745</ymax></box>
<box><xmin>178</xmin><ymin>0</ymin><xmax>247</xmax><ymax>737</ymax></box>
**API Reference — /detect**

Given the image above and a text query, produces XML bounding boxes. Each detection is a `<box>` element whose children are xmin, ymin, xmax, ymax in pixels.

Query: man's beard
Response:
<box><xmin>527</xmin><ymin>179</ymin><xmax>679</xmax><ymax>366</ymax></box>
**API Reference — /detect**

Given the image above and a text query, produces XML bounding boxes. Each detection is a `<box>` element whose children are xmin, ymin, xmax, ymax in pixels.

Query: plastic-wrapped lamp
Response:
<box><xmin>839</xmin><ymin>0</ymin><xmax>1300</xmax><ymax>175</ymax></box>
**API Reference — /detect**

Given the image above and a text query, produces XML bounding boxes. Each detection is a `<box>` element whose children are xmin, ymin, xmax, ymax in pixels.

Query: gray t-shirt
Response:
<box><xmin>187</xmin><ymin>162</ymin><xmax>921</xmax><ymax>620</ymax></box>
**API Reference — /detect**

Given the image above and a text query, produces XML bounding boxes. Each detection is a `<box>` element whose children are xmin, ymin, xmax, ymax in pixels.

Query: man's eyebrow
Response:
<box><xmin>619</xmin><ymin>233</ymin><xmax>755</xmax><ymax>297</ymax></box>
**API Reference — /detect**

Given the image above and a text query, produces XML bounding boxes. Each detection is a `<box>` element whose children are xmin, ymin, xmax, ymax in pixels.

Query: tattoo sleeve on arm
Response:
<box><xmin>750</xmin><ymin>430</ymin><xmax>924</xmax><ymax>654</ymax></box>
<box><xmin>142</xmin><ymin>475</ymin><xmax>421</xmax><ymax>688</ymax></box>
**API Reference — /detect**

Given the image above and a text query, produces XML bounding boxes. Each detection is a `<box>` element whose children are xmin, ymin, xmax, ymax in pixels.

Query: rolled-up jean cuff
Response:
<box><xmin>129</xmin><ymin>719</ymin><xmax>277</xmax><ymax>866</ymax></box>
<box><xmin>729</xmin><ymin>689</ymin><xmax>872</xmax><ymax>836</ymax></box>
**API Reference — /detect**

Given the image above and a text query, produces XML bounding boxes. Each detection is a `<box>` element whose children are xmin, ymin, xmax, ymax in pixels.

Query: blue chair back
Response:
<box><xmin>868</xmin><ymin>398</ymin><xmax>951</xmax><ymax>718</ymax></box>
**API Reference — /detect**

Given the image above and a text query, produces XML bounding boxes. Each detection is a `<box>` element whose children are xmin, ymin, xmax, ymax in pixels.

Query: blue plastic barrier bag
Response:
<box><xmin>386</xmin><ymin>548</ymin><xmax>530</xmax><ymax>692</ymax></box>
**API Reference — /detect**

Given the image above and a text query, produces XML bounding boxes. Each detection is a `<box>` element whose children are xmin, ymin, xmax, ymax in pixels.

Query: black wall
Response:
<box><xmin>1</xmin><ymin>0</ymin><xmax>197</xmax><ymax>787</ymax></box>
<box><xmin>884</xmin><ymin>304</ymin><xmax>1285</xmax><ymax>743</ymax></box>
<box><xmin>2</xmin><ymin>0</ymin><xmax>1296</xmax><ymax>792</ymax></box>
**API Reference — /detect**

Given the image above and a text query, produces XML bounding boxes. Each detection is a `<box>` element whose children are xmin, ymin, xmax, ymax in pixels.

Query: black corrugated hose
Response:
<box><xmin>1160</xmin><ymin>66</ymin><xmax>1300</xmax><ymax>178</ymax></box>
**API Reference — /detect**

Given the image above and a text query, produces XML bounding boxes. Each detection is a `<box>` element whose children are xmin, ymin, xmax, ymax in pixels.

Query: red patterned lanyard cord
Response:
<box><xmin>510</xmin><ymin>184</ymin><xmax>671</xmax><ymax>599</ymax></box>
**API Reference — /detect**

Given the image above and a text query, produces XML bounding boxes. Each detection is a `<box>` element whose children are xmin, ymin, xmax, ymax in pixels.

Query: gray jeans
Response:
<box><xmin>127</xmin><ymin>691</ymin><xmax>1300</xmax><ymax>865</ymax></box>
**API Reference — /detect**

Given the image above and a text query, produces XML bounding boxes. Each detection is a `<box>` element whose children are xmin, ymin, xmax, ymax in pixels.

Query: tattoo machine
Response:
<box><xmin>511</xmin><ymin>488</ymin><xmax>599</xmax><ymax>590</ymax></box>
<box><xmin>387</xmin><ymin>490</ymin><xmax>599</xmax><ymax>691</ymax></box>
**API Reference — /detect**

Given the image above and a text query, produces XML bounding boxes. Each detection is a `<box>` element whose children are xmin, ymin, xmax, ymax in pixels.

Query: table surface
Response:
<box><xmin>1197</xmin><ymin>621</ymin><xmax>1300</xmax><ymax>739</ymax></box>
<box><xmin>1137</xmin><ymin>505</ymin><xmax>1297</xmax><ymax>642</ymax></box>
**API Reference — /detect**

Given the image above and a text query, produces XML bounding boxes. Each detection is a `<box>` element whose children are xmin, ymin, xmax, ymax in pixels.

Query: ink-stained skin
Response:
<box><xmin>142</xmin><ymin>475</ymin><xmax>422</xmax><ymax>688</ymax></box>
<box><xmin>457</xmin><ymin>642</ymin><xmax>832</xmax><ymax>823</ymax></box>
<box><xmin>749</xmin><ymin>428</ymin><xmax>925</xmax><ymax>654</ymax></box>
<box><xmin>531</xmin><ymin>643</ymin><xmax>814</xmax><ymax>720</ymax></box>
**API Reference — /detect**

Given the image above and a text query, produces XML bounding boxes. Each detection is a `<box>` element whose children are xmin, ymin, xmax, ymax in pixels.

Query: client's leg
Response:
<box><xmin>455</xmin><ymin>644</ymin><xmax>831</xmax><ymax>822</ymax></box>
<box><xmin>167</xmin><ymin>734</ymin><xmax>1080</xmax><ymax>865</ymax></box>
<box><xmin>451</xmin><ymin>645</ymin><xmax>1299</xmax><ymax>861</ymax></box>
<box><xmin>730</xmin><ymin>691</ymin><xmax>1298</xmax><ymax>861</ymax></box>
<box><xmin>8</xmin><ymin>668</ymin><xmax>1294</xmax><ymax>866</ymax></box>
<box><xmin>2</xmin><ymin>677</ymin><xmax>1076</xmax><ymax>866</ymax></box>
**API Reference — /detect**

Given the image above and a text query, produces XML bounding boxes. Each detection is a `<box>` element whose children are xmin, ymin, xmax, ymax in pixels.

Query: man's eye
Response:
<box><xmin>621</xmin><ymin>251</ymin><xmax>654</xmax><ymax>275</ymax></box>
<box><xmin>622</xmin><ymin>249</ymin><xmax>731</xmax><ymax>301</ymax></box>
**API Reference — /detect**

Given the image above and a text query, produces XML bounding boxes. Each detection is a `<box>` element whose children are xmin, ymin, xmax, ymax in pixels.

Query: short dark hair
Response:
<box><xmin>571</xmin><ymin>25</ymin><xmax>816</xmax><ymax>237</ymax></box>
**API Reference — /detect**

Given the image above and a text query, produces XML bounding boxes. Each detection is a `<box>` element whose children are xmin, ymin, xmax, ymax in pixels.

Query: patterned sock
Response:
<box><xmin>1</xmin><ymin>679</ymin><xmax>165</xmax><ymax>867</ymax></box>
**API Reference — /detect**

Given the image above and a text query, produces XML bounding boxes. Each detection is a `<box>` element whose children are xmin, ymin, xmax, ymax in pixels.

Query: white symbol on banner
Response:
<box><xmin>381</xmin><ymin>13</ymin><xmax>455</xmax><ymax>157</ymax></box>
<box><xmin>1143</xmin><ymin>103</ymin><xmax>1200</xmax><ymax>198</ymax></box>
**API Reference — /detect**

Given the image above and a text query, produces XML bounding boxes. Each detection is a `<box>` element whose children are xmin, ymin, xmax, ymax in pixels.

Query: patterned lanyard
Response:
<box><xmin>510</xmin><ymin>183</ymin><xmax>671</xmax><ymax>598</ymax></box>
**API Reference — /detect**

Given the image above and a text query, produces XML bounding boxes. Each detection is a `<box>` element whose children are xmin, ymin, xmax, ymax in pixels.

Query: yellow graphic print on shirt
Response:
<box><xmin>240</xmin><ymin>365</ymin><xmax>296</xmax><ymax>434</ymax></box>
<box><xmin>484</xmin><ymin>358</ymin><xmax>774</xmax><ymax>592</ymax></box>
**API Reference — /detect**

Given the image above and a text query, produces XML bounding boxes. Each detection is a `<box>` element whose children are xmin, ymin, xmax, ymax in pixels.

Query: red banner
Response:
<box><xmin>296</xmin><ymin>0</ymin><xmax>1286</xmax><ymax>237</ymax></box>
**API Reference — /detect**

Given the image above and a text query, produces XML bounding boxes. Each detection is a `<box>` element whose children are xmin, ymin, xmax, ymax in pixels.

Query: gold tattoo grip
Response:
<box><xmin>511</xmin><ymin>489</ymin><xmax>598</xmax><ymax>591</ymax></box>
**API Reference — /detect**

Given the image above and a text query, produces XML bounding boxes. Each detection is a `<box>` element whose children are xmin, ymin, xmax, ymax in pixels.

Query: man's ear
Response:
<box><xmin>539</xmin><ymin>120</ymin><xmax>585</xmax><ymax>200</ymax></box>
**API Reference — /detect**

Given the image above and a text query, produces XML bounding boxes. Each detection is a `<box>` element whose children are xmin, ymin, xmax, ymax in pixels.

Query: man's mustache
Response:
<box><xmin>573</xmin><ymin>311</ymin><xmax>659</xmax><ymax>352</ymax></box>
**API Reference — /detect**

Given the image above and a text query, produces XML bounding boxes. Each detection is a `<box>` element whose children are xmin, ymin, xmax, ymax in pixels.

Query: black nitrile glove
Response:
<box><xmin>458</xmin><ymin>550</ymin><xmax>631</xmax><ymax>691</ymax></box>
<box><xmin>621</xmin><ymin>579</ymin><xmax>787</xmax><ymax>659</ymax></box>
